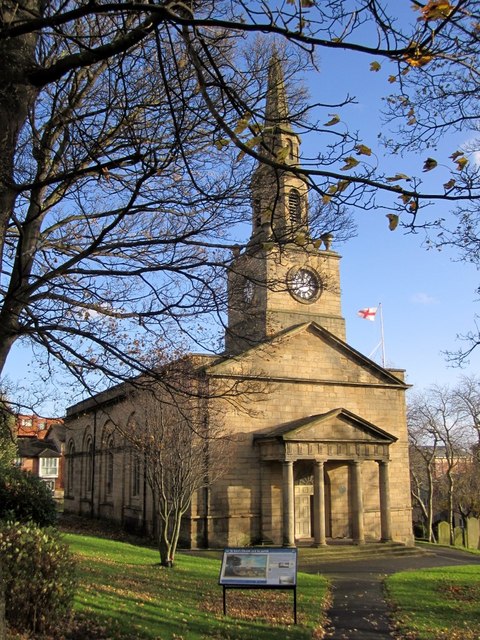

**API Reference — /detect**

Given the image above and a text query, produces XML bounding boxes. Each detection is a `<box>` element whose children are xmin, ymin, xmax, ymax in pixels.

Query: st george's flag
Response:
<box><xmin>357</xmin><ymin>307</ymin><xmax>377</xmax><ymax>321</ymax></box>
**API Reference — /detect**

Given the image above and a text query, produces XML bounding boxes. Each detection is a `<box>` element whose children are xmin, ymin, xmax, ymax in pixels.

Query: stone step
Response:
<box><xmin>297</xmin><ymin>541</ymin><xmax>428</xmax><ymax>565</ymax></box>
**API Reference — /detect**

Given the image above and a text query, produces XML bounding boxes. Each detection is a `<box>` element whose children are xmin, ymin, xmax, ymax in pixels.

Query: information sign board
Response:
<box><xmin>219</xmin><ymin>547</ymin><xmax>297</xmax><ymax>586</ymax></box>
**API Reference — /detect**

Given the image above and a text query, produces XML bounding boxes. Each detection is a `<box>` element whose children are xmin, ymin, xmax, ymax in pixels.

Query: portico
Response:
<box><xmin>254</xmin><ymin>409</ymin><xmax>396</xmax><ymax>547</ymax></box>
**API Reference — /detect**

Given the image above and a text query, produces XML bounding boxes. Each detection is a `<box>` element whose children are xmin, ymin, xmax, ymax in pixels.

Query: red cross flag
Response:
<box><xmin>357</xmin><ymin>307</ymin><xmax>377</xmax><ymax>321</ymax></box>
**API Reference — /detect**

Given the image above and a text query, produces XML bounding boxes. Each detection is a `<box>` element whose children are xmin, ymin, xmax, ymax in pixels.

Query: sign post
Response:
<box><xmin>219</xmin><ymin>547</ymin><xmax>298</xmax><ymax>624</ymax></box>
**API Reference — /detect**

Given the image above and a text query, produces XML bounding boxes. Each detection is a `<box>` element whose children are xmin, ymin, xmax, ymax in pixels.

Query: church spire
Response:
<box><xmin>250</xmin><ymin>51</ymin><xmax>308</xmax><ymax>243</ymax></box>
<box><xmin>264</xmin><ymin>50</ymin><xmax>294</xmax><ymax>136</ymax></box>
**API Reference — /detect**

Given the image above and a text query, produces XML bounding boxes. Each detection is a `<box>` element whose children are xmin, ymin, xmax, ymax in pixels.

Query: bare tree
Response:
<box><xmin>451</xmin><ymin>458</ymin><xmax>480</xmax><ymax>523</ymax></box>
<box><xmin>2</xmin><ymin>1</ymin><xmax>480</xmax><ymax>405</ymax></box>
<box><xmin>124</xmin><ymin>375</ymin><xmax>230</xmax><ymax>567</ymax></box>
<box><xmin>408</xmin><ymin>380</ymin><xmax>480</xmax><ymax>542</ymax></box>
<box><xmin>408</xmin><ymin>405</ymin><xmax>440</xmax><ymax>542</ymax></box>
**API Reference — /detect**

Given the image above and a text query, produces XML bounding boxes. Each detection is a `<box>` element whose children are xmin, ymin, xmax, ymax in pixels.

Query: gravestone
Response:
<box><xmin>454</xmin><ymin>526</ymin><xmax>464</xmax><ymax>547</ymax></box>
<box><xmin>466</xmin><ymin>517</ymin><xmax>480</xmax><ymax>550</ymax></box>
<box><xmin>438</xmin><ymin>520</ymin><xmax>450</xmax><ymax>545</ymax></box>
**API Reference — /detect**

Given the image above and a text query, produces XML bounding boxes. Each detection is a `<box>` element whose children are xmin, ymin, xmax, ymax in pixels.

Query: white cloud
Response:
<box><xmin>411</xmin><ymin>292</ymin><xmax>437</xmax><ymax>305</ymax></box>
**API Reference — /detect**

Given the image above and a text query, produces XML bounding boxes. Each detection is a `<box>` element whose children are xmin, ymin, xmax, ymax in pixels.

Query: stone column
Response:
<box><xmin>351</xmin><ymin>461</ymin><xmax>365</xmax><ymax>544</ymax></box>
<box><xmin>282</xmin><ymin>461</ymin><xmax>295</xmax><ymax>547</ymax></box>
<box><xmin>378</xmin><ymin>460</ymin><xmax>392</xmax><ymax>542</ymax></box>
<box><xmin>313</xmin><ymin>460</ymin><xmax>327</xmax><ymax>546</ymax></box>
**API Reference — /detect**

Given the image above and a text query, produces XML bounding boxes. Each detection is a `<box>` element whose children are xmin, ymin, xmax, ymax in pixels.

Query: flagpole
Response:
<box><xmin>379</xmin><ymin>302</ymin><xmax>386</xmax><ymax>368</ymax></box>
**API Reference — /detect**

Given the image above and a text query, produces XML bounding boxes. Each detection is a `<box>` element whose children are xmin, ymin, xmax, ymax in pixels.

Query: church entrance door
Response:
<box><xmin>294</xmin><ymin>484</ymin><xmax>313</xmax><ymax>538</ymax></box>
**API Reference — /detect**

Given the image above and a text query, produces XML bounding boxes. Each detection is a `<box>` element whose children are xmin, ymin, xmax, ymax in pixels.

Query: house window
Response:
<box><xmin>288</xmin><ymin>189</ymin><xmax>301</xmax><ymax>226</ymax></box>
<box><xmin>40</xmin><ymin>457</ymin><xmax>58</xmax><ymax>478</ymax></box>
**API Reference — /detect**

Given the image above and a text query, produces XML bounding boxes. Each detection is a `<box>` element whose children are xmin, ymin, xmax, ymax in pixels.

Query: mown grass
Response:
<box><xmin>64</xmin><ymin>533</ymin><xmax>329</xmax><ymax>640</ymax></box>
<box><xmin>386</xmin><ymin>564</ymin><xmax>480</xmax><ymax>640</ymax></box>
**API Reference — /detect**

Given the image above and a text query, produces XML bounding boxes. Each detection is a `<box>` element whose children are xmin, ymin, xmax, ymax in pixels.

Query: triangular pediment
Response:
<box><xmin>208</xmin><ymin>322</ymin><xmax>407</xmax><ymax>388</ymax></box>
<box><xmin>254</xmin><ymin>408</ymin><xmax>397</xmax><ymax>444</ymax></box>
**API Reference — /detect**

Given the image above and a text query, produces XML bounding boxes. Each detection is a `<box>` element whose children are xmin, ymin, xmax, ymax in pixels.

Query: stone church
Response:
<box><xmin>64</xmin><ymin>55</ymin><xmax>413</xmax><ymax>548</ymax></box>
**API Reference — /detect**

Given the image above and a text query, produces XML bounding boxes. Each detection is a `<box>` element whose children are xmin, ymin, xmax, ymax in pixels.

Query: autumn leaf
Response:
<box><xmin>387</xmin><ymin>173</ymin><xmax>411</xmax><ymax>182</ymax></box>
<box><xmin>404</xmin><ymin>52</ymin><xmax>433</xmax><ymax>67</ymax></box>
<box><xmin>454</xmin><ymin>156</ymin><xmax>469</xmax><ymax>171</ymax></box>
<box><xmin>386</xmin><ymin>214</ymin><xmax>399</xmax><ymax>231</ymax></box>
<box><xmin>276</xmin><ymin>145</ymin><xmax>291</xmax><ymax>163</ymax></box>
<box><xmin>324</xmin><ymin>114</ymin><xmax>340</xmax><ymax>126</ymax></box>
<box><xmin>214</xmin><ymin>138</ymin><xmax>230</xmax><ymax>150</ymax></box>
<box><xmin>233</xmin><ymin>114</ymin><xmax>251</xmax><ymax>135</ymax></box>
<box><xmin>370</xmin><ymin>61</ymin><xmax>381</xmax><ymax>72</ymax></box>
<box><xmin>236</xmin><ymin>135</ymin><xmax>260</xmax><ymax>161</ymax></box>
<box><xmin>388</xmin><ymin>75</ymin><xmax>397</xmax><ymax>84</ymax></box>
<box><xmin>403</xmin><ymin>43</ymin><xmax>433</xmax><ymax>67</ymax></box>
<box><xmin>326</xmin><ymin>180</ymin><xmax>350</xmax><ymax>199</ymax></box>
<box><xmin>443</xmin><ymin>178</ymin><xmax>456</xmax><ymax>190</ymax></box>
<box><xmin>340</xmin><ymin>156</ymin><xmax>359</xmax><ymax>171</ymax></box>
<box><xmin>336</xmin><ymin>179</ymin><xmax>350</xmax><ymax>193</ymax></box>
<box><xmin>355</xmin><ymin>144</ymin><xmax>372</xmax><ymax>156</ymax></box>
<box><xmin>409</xmin><ymin>200</ymin><xmax>418</xmax><ymax>213</ymax></box>
<box><xmin>419</xmin><ymin>0</ymin><xmax>453</xmax><ymax>21</ymax></box>
<box><xmin>423</xmin><ymin>157</ymin><xmax>438</xmax><ymax>172</ymax></box>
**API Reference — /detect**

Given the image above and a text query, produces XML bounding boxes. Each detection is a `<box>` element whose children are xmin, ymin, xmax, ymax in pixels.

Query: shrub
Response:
<box><xmin>0</xmin><ymin>521</ymin><xmax>76</xmax><ymax>635</ymax></box>
<box><xmin>0</xmin><ymin>466</ymin><xmax>57</xmax><ymax>526</ymax></box>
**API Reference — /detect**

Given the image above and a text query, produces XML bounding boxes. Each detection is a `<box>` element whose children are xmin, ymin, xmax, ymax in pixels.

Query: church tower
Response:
<box><xmin>225</xmin><ymin>53</ymin><xmax>346</xmax><ymax>355</ymax></box>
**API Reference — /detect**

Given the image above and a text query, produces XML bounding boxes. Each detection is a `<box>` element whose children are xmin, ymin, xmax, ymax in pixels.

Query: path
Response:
<box><xmin>318</xmin><ymin>545</ymin><xmax>480</xmax><ymax>639</ymax></box>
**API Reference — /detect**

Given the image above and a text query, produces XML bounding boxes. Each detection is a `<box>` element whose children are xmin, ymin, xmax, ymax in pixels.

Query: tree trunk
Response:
<box><xmin>157</xmin><ymin>515</ymin><xmax>174</xmax><ymax>568</ymax></box>
<box><xmin>427</xmin><ymin>468</ymin><xmax>436</xmax><ymax>543</ymax></box>
<box><xmin>447</xmin><ymin>474</ymin><xmax>455</xmax><ymax>545</ymax></box>
<box><xmin>0</xmin><ymin>1</ymin><xmax>42</xmax><ymax>376</ymax></box>
<box><xmin>158</xmin><ymin>535</ymin><xmax>173</xmax><ymax>568</ymax></box>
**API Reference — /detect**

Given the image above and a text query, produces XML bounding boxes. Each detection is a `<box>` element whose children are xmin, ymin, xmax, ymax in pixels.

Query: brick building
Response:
<box><xmin>64</xmin><ymin>55</ymin><xmax>413</xmax><ymax>547</ymax></box>
<box><xmin>16</xmin><ymin>415</ymin><xmax>65</xmax><ymax>498</ymax></box>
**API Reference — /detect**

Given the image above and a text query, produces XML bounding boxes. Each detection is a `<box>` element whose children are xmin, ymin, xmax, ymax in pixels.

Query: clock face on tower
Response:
<box><xmin>288</xmin><ymin>267</ymin><xmax>322</xmax><ymax>303</ymax></box>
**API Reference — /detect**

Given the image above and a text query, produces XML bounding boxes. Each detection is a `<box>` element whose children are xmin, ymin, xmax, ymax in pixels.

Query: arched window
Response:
<box><xmin>286</xmin><ymin>139</ymin><xmax>298</xmax><ymax>163</ymax></box>
<box><xmin>106</xmin><ymin>436</ymin><xmax>114</xmax><ymax>496</ymax></box>
<box><xmin>131</xmin><ymin>452</ymin><xmax>141</xmax><ymax>498</ymax></box>
<box><xmin>67</xmin><ymin>441</ymin><xmax>75</xmax><ymax>496</ymax></box>
<box><xmin>288</xmin><ymin>189</ymin><xmax>302</xmax><ymax>226</ymax></box>
<box><xmin>84</xmin><ymin>436</ymin><xmax>93</xmax><ymax>496</ymax></box>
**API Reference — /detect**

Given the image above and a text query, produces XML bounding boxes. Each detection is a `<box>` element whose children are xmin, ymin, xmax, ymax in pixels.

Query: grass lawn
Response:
<box><xmin>386</xmin><ymin>564</ymin><xmax>480</xmax><ymax>640</ymax></box>
<box><xmin>64</xmin><ymin>533</ymin><xmax>329</xmax><ymax>640</ymax></box>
